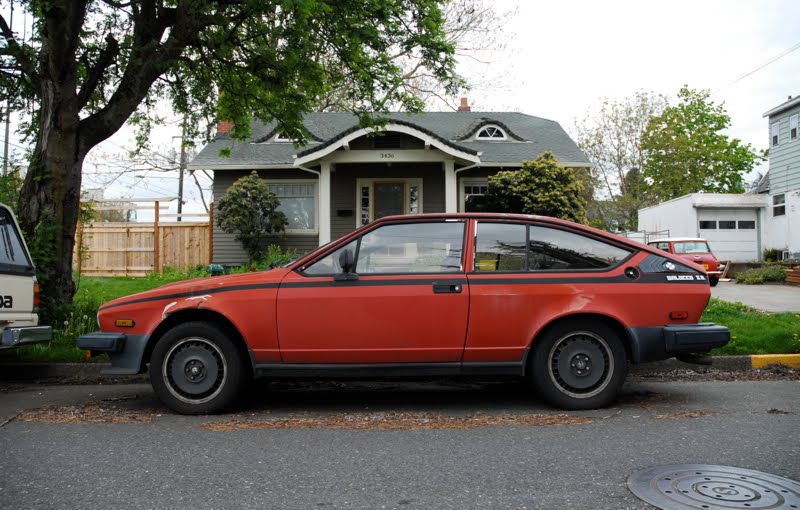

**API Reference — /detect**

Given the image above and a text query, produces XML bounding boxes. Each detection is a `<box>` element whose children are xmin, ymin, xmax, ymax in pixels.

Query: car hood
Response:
<box><xmin>99</xmin><ymin>268</ymin><xmax>289</xmax><ymax>311</ymax></box>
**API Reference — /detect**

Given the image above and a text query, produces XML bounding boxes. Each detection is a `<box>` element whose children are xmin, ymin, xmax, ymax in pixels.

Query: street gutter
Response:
<box><xmin>1</xmin><ymin>355</ymin><xmax>799</xmax><ymax>383</ymax></box>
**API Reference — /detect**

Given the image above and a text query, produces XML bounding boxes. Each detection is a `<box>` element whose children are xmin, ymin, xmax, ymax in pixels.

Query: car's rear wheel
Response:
<box><xmin>149</xmin><ymin>321</ymin><xmax>246</xmax><ymax>415</ymax></box>
<box><xmin>709</xmin><ymin>276</ymin><xmax>719</xmax><ymax>287</ymax></box>
<box><xmin>531</xmin><ymin>320</ymin><xmax>627</xmax><ymax>410</ymax></box>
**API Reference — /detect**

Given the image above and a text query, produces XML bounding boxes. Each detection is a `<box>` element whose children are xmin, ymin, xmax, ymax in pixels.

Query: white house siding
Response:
<box><xmin>763</xmin><ymin>97</ymin><xmax>800</xmax><ymax>259</ymax></box>
<box><xmin>638</xmin><ymin>195</ymin><xmax>697</xmax><ymax>237</ymax></box>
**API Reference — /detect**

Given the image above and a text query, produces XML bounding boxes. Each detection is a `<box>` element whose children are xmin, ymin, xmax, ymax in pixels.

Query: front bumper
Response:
<box><xmin>627</xmin><ymin>323</ymin><xmax>730</xmax><ymax>363</ymax></box>
<box><xmin>1</xmin><ymin>325</ymin><xmax>52</xmax><ymax>349</ymax></box>
<box><xmin>77</xmin><ymin>332</ymin><xmax>149</xmax><ymax>375</ymax></box>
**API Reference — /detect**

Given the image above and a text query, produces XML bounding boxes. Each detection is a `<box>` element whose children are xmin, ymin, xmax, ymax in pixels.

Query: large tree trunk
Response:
<box><xmin>16</xmin><ymin>1</ymin><xmax>85</xmax><ymax>322</ymax></box>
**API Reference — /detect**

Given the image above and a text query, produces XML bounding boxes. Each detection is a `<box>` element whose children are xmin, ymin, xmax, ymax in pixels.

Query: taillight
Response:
<box><xmin>33</xmin><ymin>282</ymin><xmax>40</xmax><ymax>310</ymax></box>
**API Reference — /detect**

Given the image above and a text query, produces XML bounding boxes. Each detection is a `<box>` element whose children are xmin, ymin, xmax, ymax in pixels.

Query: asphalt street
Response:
<box><xmin>1</xmin><ymin>378</ymin><xmax>798</xmax><ymax>509</ymax></box>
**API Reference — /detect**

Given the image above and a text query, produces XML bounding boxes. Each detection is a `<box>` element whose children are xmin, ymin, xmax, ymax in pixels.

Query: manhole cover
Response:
<box><xmin>628</xmin><ymin>464</ymin><xmax>800</xmax><ymax>509</ymax></box>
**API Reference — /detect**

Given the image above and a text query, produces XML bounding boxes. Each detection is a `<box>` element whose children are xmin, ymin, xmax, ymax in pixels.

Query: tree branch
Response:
<box><xmin>76</xmin><ymin>34</ymin><xmax>120</xmax><ymax>110</ymax></box>
<box><xmin>0</xmin><ymin>14</ymin><xmax>41</xmax><ymax>92</ymax></box>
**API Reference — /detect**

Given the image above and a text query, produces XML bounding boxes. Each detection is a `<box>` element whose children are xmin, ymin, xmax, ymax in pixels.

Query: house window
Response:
<box><xmin>773</xmin><ymin>194</ymin><xmax>786</xmax><ymax>217</ymax></box>
<box><xmin>699</xmin><ymin>220</ymin><xmax>716</xmax><ymax>229</ymax></box>
<box><xmin>356</xmin><ymin>178</ymin><xmax>422</xmax><ymax>227</ymax></box>
<box><xmin>738</xmin><ymin>220</ymin><xmax>755</xmax><ymax>229</ymax></box>
<box><xmin>718</xmin><ymin>220</ymin><xmax>736</xmax><ymax>229</ymax></box>
<box><xmin>267</xmin><ymin>182</ymin><xmax>317</xmax><ymax>232</ymax></box>
<box><xmin>475</xmin><ymin>125</ymin><xmax>507</xmax><ymax>140</ymax></box>
<box><xmin>790</xmin><ymin>114</ymin><xmax>798</xmax><ymax>141</ymax></box>
<box><xmin>274</xmin><ymin>132</ymin><xmax>291</xmax><ymax>142</ymax></box>
<box><xmin>462</xmin><ymin>181</ymin><xmax>488</xmax><ymax>212</ymax></box>
<box><xmin>771</xmin><ymin>122</ymin><xmax>780</xmax><ymax>147</ymax></box>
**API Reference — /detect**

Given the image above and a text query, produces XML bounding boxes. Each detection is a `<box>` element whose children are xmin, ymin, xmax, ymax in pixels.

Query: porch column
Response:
<box><xmin>444</xmin><ymin>160</ymin><xmax>457</xmax><ymax>213</ymax></box>
<box><xmin>319</xmin><ymin>161</ymin><xmax>331</xmax><ymax>245</ymax></box>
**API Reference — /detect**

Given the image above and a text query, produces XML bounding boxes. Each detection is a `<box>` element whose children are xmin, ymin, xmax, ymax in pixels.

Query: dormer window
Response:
<box><xmin>476</xmin><ymin>125</ymin><xmax>507</xmax><ymax>140</ymax></box>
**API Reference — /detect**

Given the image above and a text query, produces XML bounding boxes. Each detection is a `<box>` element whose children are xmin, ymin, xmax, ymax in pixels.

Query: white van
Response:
<box><xmin>0</xmin><ymin>202</ymin><xmax>51</xmax><ymax>349</ymax></box>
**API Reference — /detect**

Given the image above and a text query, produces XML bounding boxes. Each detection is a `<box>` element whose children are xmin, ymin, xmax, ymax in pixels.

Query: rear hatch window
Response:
<box><xmin>0</xmin><ymin>207</ymin><xmax>34</xmax><ymax>275</ymax></box>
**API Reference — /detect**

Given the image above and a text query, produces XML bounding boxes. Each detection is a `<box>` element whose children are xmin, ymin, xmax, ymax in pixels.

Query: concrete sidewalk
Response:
<box><xmin>712</xmin><ymin>281</ymin><xmax>800</xmax><ymax>313</ymax></box>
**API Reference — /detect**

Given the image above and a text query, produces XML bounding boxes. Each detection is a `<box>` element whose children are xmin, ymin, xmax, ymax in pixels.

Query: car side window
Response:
<box><xmin>528</xmin><ymin>226</ymin><xmax>631</xmax><ymax>270</ymax></box>
<box><xmin>301</xmin><ymin>240</ymin><xmax>358</xmax><ymax>276</ymax></box>
<box><xmin>0</xmin><ymin>208</ymin><xmax>30</xmax><ymax>269</ymax></box>
<box><xmin>657</xmin><ymin>242</ymin><xmax>670</xmax><ymax>252</ymax></box>
<box><xmin>357</xmin><ymin>221</ymin><xmax>465</xmax><ymax>274</ymax></box>
<box><xmin>474</xmin><ymin>222</ymin><xmax>526</xmax><ymax>271</ymax></box>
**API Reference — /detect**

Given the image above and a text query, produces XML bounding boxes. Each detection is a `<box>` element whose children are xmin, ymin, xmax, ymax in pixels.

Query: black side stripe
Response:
<box><xmin>99</xmin><ymin>283</ymin><xmax>281</xmax><ymax>310</ymax></box>
<box><xmin>100</xmin><ymin>273</ymin><xmax>706</xmax><ymax>310</ymax></box>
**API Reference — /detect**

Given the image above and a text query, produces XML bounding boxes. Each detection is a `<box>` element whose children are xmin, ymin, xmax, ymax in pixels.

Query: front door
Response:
<box><xmin>277</xmin><ymin>220</ymin><xmax>469</xmax><ymax>363</ymax></box>
<box><xmin>357</xmin><ymin>178</ymin><xmax>422</xmax><ymax>227</ymax></box>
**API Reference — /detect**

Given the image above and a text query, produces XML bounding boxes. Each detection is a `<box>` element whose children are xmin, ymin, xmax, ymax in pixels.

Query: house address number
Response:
<box><xmin>0</xmin><ymin>296</ymin><xmax>12</xmax><ymax>308</ymax></box>
<box><xmin>379</xmin><ymin>152</ymin><xmax>395</xmax><ymax>159</ymax></box>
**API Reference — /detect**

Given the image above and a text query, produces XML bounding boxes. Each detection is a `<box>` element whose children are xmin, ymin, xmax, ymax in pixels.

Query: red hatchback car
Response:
<box><xmin>647</xmin><ymin>237</ymin><xmax>724</xmax><ymax>287</ymax></box>
<box><xmin>79</xmin><ymin>214</ymin><xmax>729</xmax><ymax>414</ymax></box>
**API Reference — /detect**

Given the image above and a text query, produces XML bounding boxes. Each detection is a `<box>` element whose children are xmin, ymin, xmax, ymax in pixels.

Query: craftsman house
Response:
<box><xmin>189</xmin><ymin>101</ymin><xmax>591</xmax><ymax>265</ymax></box>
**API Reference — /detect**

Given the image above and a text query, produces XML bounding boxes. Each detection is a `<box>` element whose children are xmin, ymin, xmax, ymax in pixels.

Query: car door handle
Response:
<box><xmin>432</xmin><ymin>283</ymin><xmax>462</xmax><ymax>294</ymax></box>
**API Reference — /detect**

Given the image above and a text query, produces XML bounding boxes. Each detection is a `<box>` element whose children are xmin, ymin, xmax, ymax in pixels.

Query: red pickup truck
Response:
<box><xmin>79</xmin><ymin>213</ymin><xmax>729</xmax><ymax>414</ymax></box>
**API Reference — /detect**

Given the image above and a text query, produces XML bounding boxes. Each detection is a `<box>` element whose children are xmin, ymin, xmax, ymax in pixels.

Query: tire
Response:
<box><xmin>709</xmin><ymin>276</ymin><xmax>719</xmax><ymax>287</ymax></box>
<box><xmin>149</xmin><ymin>321</ymin><xmax>247</xmax><ymax>415</ymax></box>
<box><xmin>530</xmin><ymin>319</ymin><xmax>627</xmax><ymax>410</ymax></box>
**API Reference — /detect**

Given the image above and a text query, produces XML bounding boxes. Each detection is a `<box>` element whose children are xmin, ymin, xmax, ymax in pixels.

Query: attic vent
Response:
<box><xmin>373</xmin><ymin>133</ymin><xmax>404</xmax><ymax>148</ymax></box>
<box><xmin>476</xmin><ymin>125</ymin><xmax>506</xmax><ymax>140</ymax></box>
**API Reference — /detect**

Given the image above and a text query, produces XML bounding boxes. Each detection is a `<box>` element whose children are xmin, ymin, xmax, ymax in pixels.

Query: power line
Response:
<box><xmin>713</xmin><ymin>40</ymin><xmax>800</xmax><ymax>94</ymax></box>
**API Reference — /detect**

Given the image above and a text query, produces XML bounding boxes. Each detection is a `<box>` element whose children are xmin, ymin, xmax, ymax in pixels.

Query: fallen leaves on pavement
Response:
<box><xmin>200</xmin><ymin>412</ymin><xmax>592</xmax><ymax>431</ymax></box>
<box><xmin>654</xmin><ymin>410</ymin><xmax>715</xmax><ymax>420</ymax></box>
<box><xmin>17</xmin><ymin>397</ymin><xmax>157</xmax><ymax>424</ymax></box>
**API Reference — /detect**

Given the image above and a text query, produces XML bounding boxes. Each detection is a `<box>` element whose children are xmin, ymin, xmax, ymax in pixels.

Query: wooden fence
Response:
<box><xmin>74</xmin><ymin>199</ymin><xmax>213</xmax><ymax>277</ymax></box>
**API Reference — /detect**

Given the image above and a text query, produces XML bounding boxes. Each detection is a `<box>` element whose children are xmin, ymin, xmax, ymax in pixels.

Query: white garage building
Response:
<box><xmin>638</xmin><ymin>193</ymin><xmax>767</xmax><ymax>262</ymax></box>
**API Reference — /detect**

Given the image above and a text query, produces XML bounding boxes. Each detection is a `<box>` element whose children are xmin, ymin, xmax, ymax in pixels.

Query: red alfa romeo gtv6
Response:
<box><xmin>79</xmin><ymin>213</ymin><xmax>729</xmax><ymax>414</ymax></box>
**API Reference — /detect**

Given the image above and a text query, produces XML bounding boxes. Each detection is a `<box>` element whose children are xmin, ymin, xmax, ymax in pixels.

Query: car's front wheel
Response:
<box><xmin>709</xmin><ymin>276</ymin><xmax>719</xmax><ymax>287</ymax></box>
<box><xmin>149</xmin><ymin>321</ymin><xmax>247</xmax><ymax>415</ymax></box>
<box><xmin>530</xmin><ymin>320</ymin><xmax>627</xmax><ymax>410</ymax></box>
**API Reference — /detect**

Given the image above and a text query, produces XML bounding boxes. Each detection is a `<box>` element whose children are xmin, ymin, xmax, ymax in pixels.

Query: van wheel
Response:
<box><xmin>709</xmin><ymin>276</ymin><xmax>719</xmax><ymax>287</ymax></box>
<box><xmin>149</xmin><ymin>321</ymin><xmax>246</xmax><ymax>415</ymax></box>
<box><xmin>531</xmin><ymin>320</ymin><xmax>627</xmax><ymax>410</ymax></box>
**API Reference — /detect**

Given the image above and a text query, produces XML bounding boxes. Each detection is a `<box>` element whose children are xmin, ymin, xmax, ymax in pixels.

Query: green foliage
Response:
<box><xmin>0</xmin><ymin>168</ymin><xmax>24</xmax><ymax>211</ymax></box>
<box><xmin>702</xmin><ymin>298</ymin><xmax>800</xmax><ymax>355</ymax></box>
<box><xmin>736</xmin><ymin>265</ymin><xmax>787</xmax><ymax>285</ymax></box>
<box><xmin>483</xmin><ymin>151</ymin><xmax>586</xmax><ymax>222</ymax></box>
<box><xmin>763</xmin><ymin>248</ymin><xmax>781</xmax><ymax>262</ymax></box>
<box><xmin>642</xmin><ymin>86</ymin><xmax>766</xmax><ymax>202</ymax></box>
<box><xmin>215</xmin><ymin>172</ymin><xmax>289</xmax><ymax>263</ymax></box>
<box><xmin>575</xmin><ymin>91</ymin><xmax>668</xmax><ymax>231</ymax></box>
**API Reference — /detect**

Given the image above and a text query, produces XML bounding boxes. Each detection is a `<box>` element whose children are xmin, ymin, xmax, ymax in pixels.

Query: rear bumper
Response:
<box><xmin>1</xmin><ymin>326</ymin><xmax>52</xmax><ymax>349</ymax></box>
<box><xmin>627</xmin><ymin>323</ymin><xmax>730</xmax><ymax>363</ymax></box>
<box><xmin>77</xmin><ymin>332</ymin><xmax>149</xmax><ymax>375</ymax></box>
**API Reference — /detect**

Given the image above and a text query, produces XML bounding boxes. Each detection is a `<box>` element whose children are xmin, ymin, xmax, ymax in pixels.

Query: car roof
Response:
<box><xmin>648</xmin><ymin>237</ymin><xmax>709</xmax><ymax>243</ymax></box>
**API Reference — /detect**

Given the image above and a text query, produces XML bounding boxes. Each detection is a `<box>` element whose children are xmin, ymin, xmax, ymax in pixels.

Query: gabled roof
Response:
<box><xmin>189</xmin><ymin>111</ymin><xmax>590</xmax><ymax>169</ymax></box>
<box><xmin>763</xmin><ymin>95</ymin><xmax>800</xmax><ymax>118</ymax></box>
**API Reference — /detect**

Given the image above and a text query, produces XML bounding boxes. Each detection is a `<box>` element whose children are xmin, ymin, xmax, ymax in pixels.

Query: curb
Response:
<box><xmin>1</xmin><ymin>355</ymin><xmax>798</xmax><ymax>383</ymax></box>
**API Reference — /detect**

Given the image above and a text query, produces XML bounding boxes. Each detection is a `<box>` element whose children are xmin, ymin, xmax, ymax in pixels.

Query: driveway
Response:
<box><xmin>712</xmin><ymin>281</ymin><xmax>800</xmax><ymax>313</ymax></box>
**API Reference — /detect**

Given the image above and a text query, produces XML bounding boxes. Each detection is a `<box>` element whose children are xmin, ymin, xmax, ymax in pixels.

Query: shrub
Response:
<box><xmin>736</xmin><ymin>264</ymin><xmax>787</xmax><ymax>285</ymax></box>
<box><xmin>763</xmin><ymin>248</ymin><xmax>781</xmax><ymax>262</ymax></box>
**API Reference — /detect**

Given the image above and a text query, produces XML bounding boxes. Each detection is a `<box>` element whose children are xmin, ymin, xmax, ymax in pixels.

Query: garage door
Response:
<box><xmin>696</xmin><ymin>208</ymin><xmax>758</xmax><ymax>262</ymax></box>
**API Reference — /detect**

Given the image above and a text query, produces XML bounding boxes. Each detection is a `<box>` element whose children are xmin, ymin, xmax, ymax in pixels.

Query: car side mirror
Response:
<box><xmin>334</xmin><ymin>248</ymin><xmax>359</xmax><ymax>281</ymax></box>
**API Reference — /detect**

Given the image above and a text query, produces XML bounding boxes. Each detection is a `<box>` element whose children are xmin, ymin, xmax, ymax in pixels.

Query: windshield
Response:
<box><xmin>673</xmin><ymin>241</ymin><xmax>711</xmax><ymax>254</ymax></box>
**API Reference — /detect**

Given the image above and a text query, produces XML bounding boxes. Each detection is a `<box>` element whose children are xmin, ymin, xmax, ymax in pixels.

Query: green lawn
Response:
<box><xmin>3</xmin><ymin>279</ymin><xmax>798</xmax><ymax>363</ymax></box>
<box><xmin>703</xmin><ymin>298</ymin><xmax>800</xmax><ymax>355</ymax></box>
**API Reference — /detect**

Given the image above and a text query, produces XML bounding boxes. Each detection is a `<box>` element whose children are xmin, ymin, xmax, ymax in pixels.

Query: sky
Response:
<box><xmin>3</xmin><ymin>0</ymin><xmax>800</xmax><ymax>217</ymax></box>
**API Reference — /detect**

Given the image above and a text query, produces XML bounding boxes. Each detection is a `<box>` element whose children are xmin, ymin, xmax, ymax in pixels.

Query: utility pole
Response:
<box><xmin>2</xmin><ymin>1</ymin><xmax>14</xmax><ymax>176</ymax></box>
<box><xmin>177</xmin><ymin>114</ymin><xmax>188</xmax><ymax>222</ymax></box>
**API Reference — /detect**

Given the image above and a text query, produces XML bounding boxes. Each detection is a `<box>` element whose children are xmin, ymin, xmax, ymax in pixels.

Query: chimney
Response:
<box><xmin>457</xmin><ymin>97</ymin><xmax>471</xmax><ymax>112</ymax></box>
<box><xmin>216</xmin><ymin>119</ymin><xmax>233</xmax><ymax>137</ymax></box>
